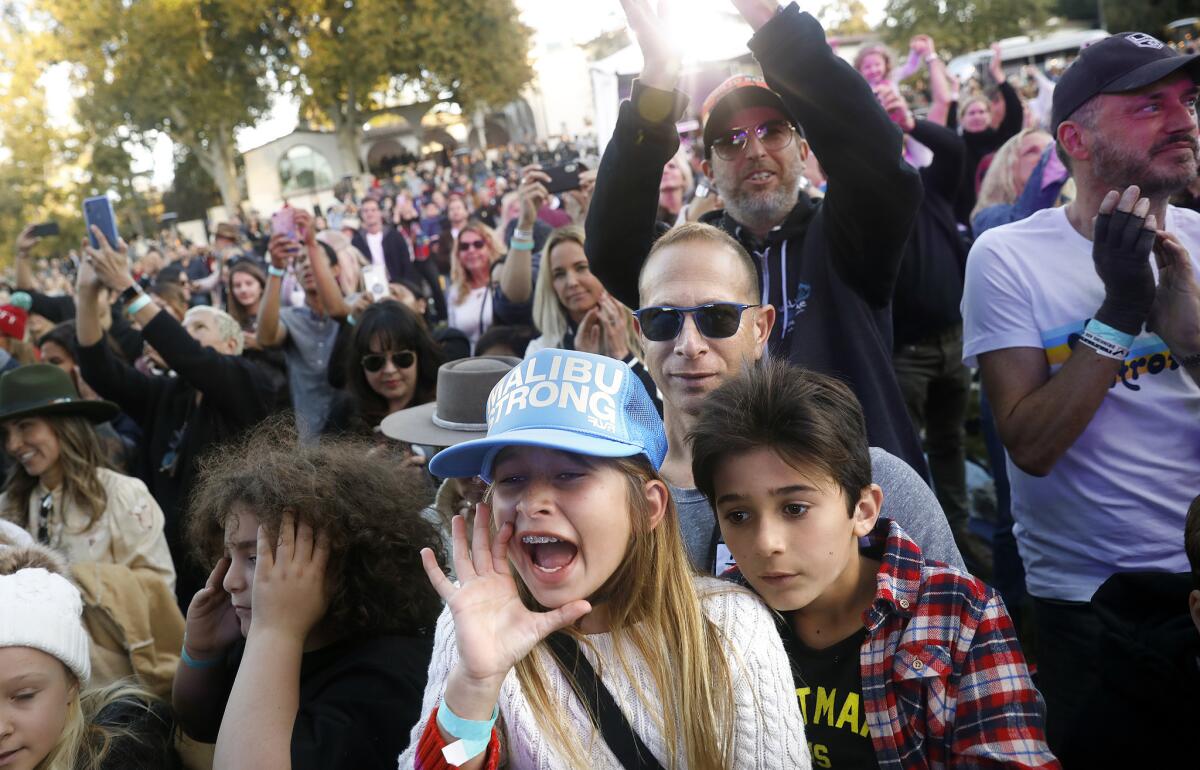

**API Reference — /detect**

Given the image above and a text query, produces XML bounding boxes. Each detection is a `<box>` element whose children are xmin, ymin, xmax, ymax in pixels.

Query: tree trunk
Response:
<box><xmin>331</xmin><ymin>82</ymin><xmax>364</xmax><ymax>176</ymax></box>
<box><xmin>192</xmin><ymin>129</ymin><xmax>243</xmax><ymax>216</ymax></box>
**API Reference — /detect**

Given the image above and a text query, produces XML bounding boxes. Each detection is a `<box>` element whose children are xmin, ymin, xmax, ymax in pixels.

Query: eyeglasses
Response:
<box><xmin>710</xmin><ymin>119</ymin><xmax>796</xmax><ymax>161</ymax></box>
<box><xmin>362</xmin><ymin>350</ymin><xmax>416</xmax><ymax>372</ymax></box>
<box><xmin>633</xmin><ymin>303</ymin><xmax>760</xmax><ymax>341</ymax></box>
<box><xmin>459</xmin><ymin>239</ymin><xmax>487</xmax><ymax>251</ymax></box>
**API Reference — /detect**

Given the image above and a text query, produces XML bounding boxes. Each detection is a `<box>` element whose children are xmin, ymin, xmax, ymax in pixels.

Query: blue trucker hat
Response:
<box><xmin>428</xmin><ymin>349</ymin><xmax>667</xmax><ymax>482</ymax></box>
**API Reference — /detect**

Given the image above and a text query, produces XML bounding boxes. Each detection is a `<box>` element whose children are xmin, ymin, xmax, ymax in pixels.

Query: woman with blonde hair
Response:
<box><xmin>527</xmin><ymin>225</ymin><xmax>659</xmax><ymax>406</ymax></box>
<box><xmin>447</xmin><ymin>219</ymin><xmax>505</xmax><ymax>351</ymax></box>
<box><xmin>971</xmin><ymin>127</ymin><xmax>1060</xmax><ymax>232</ymax></box>
<box><xmin>401</xmin><ymin>349</ymin><xmax>808</xmax><ymax>770</ymax></box>
<box><xmin>0</xmin><ymin>558</ymin><xmax>180</xmax><ymax>769</ymax></box>
<box><xmin>0</xmin><ymin>365</ymin><xmax>174</xmax><ymax>592</ymax></box>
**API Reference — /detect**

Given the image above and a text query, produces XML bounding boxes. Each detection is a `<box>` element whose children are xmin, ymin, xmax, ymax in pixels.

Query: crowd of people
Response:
<box><xmin>1</xmin><ymin>2</ymin><xmax>1198</xmax><ymax>768</ymax></box>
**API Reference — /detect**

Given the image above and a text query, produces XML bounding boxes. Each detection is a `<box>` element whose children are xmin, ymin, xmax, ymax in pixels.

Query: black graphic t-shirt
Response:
<box><xmin>784</xmin><ymin>625</ymin><xmax>878</xmax><ymax>770</ymax></box>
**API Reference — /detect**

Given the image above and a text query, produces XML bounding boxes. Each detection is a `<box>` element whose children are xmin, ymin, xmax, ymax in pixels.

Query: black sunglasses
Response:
<box><xmin>459</xmin><ymin>238</ymin><xmax>487</xmax><ymax>251</ymax></box>
<box><xmin>711</xmin><ymin>119</ymin><xmax>796</xmax><ymax>161</ymax></box>
<box><xmin>362</xmin><ymin>350</ymin><xmax>416</xmax><ymax>373</ymax></box>
<box><xmin>633</xmin><ymin>303</ymin><xmax>760</xmax><ymax>341</ymax></box>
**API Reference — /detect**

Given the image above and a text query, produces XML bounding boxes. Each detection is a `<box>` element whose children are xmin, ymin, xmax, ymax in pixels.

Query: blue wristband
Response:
<box><xmin>125</xmin><ymin>294</ymin><xmax>153</xmax><ymax>318</ymax></box>
<box><xmin>510</xmin><ymin>238</ymin><xmax>535</xmax><ymax>251</ymax></box>
<box><xmin>436</xmin><ymin>701</ymin><xmax>498</xmax><ymax>764</ymax></box>
<box><xmin>1081</xmin><ymin>318</ymin><xmax>1135</xmax><ymax>360</ymax></box>
<box><xmin>267</xmin><ymin>265</ymin><xmax>286</xmax><ymax>278</ymax></box>
<box><xmin>180</xmin><ymin>643</ymin><xmax>222</xmax><ymax>670</ymax></box>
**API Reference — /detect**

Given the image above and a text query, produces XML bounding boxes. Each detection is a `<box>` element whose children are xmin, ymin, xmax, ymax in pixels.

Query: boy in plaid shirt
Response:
<box><xmin>690</xmin><ymin>360</ymin><xmax>1058</xmax><ymax>769</ymax></box>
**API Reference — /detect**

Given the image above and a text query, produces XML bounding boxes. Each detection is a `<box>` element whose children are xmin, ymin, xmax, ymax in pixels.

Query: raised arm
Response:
<box><xmin>14</xmin><ymin>225</ymin><xmax>39</xmax><ymax>290</ymax></box>
<box><xmin>745</xmin><ymin>2</ymin><xmax>922</xmax><ymax>307</ymax></box>
<box><xmin>256</xmin><ymin>236</ymin><xmax>295</xmax><ymax>348</ymax></box>
<box><xmin>498</xmin><ymin>166</ymin><xmax>550</xmax><ymax>305</ymax></box>
<box><xmin>585</xmin><ymin>0</ymin><xmax>686</xmax><ymax>308</ymax></box>
<box><xmin>297</xmin><ymin>209</ymin><xmax>352</xmax><ymax>319</ymax></box>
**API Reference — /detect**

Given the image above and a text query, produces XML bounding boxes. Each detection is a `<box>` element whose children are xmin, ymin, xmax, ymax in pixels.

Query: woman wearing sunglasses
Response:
<box><xmin>447</xmin><ymin>220</ymin><xmax>505</xmax><ymax>351</ymax></box>
<box><xmin>324</xmin><ymin>300</ymin><xmax>442</xmax><ymax>439</ymax></box>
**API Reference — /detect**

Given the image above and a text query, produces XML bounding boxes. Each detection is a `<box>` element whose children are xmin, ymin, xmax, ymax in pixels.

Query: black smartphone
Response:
<box><xmin>30</xmin><ymin>222</ymin><xmax>60</xmax><ymax>238</ymax></box>
<box><xmin>542</xmin><ymin>160</ymin><xmax>588</xmax><ymax>195</ymax></box>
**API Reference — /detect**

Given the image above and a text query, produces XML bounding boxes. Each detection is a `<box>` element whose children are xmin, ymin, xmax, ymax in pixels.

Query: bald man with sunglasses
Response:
<box><xmin>588</xmin><ymin>1</ymin><xmax>927</xmax><ymax>477</ymax></box>
<box><xmin>631</xmin><ymin>221</ymin><xmax>965</xmax><ymax>576</ymax></box>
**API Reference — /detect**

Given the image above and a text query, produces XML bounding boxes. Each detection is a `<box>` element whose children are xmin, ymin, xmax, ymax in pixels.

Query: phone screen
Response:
<box><xmin>361</xmin><ymin>265</ymin><xmax>388</xmax><ymax>300</ymax></box>
<box><xmin>271</xmin><ymin>208</ymin><xmax>296</xmax><ymax>239</ymax></box>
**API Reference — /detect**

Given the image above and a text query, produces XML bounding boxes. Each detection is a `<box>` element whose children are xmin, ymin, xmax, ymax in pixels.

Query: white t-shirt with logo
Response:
<box><xmin>962</xmin><ymin>205</ymin><xmax>1200</xmax><ymax>601</ymax></box>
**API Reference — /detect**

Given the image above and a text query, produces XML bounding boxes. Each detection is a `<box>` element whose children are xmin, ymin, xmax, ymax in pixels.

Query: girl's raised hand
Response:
<box><xmin>420</xmin><ymin>504</ymin><xmax>591</xmax><ymax>688</ymax></box>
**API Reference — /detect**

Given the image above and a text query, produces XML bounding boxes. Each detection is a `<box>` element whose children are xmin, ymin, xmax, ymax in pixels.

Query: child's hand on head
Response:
<box><xmin>184</xmin><ymin>557</ymin><xmax>242</xmax><ymax>659</ymax></box>
<box><xmin>420</xmin><ymin>503</ymin><xmax>592</xmax><ymax>687</ymax></box>
<box><xmin>250</xmin><ymin>513</ymin><xmax>332</xmax><ymax>639</ymax></box>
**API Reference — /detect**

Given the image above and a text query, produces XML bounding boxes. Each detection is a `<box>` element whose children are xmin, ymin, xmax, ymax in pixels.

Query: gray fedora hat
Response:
<box><xmin>380</xmin><ymin>356</ymin><xmax>520</xmax><ymax>448</ymax></box>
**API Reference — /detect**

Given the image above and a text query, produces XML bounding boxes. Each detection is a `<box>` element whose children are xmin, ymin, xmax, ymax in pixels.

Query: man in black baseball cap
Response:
<box><xmin>962</xmin><ymin>29</ymin><xmax>1200</xmax><ymax>764</ymax></box>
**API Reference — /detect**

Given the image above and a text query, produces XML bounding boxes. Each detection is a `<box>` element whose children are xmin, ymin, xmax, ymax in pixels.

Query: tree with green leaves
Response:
<box><xmin>241</xmin><ymin>0</ymin><xmax>534</xmax><ymax>174</ymax></box>
<box><xmin>880</xmin><ymin>0</ymin><xmax>1054</xmax><ymax>56</ymax></box>
<box><xmin>37</xmin><ymin>0</ymin><xmax>283</xmax><ymax>215</ymax></box>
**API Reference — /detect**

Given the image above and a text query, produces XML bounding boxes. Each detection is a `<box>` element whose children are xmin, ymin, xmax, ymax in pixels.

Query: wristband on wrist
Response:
<box><xmin>1079</xmin><ymin>319</ymin><xmax>1134</xmax><ymax>361</ymax></box>
<box><xmin>510</xmin><ymin>238</ymin><xmax>535</xmax><ymax>251</ymax></box>
<box><xmin>125</xmin><ymin>294</ymin><xmax>153</xmax><ymax>318</ymax></box>
<box><xmin>267</xmin><ymin>265</ymin><xmax>287</xmax><ymax>278</ymax></box>
<box><xmin>512</xmin><ymin>228</ymin><xmax>534</xmax><ymax>242</ymax></box>
<box><xmin>436</xmin><ymin>701</ymin><xmax>499</xmax><ymax>765</ymax></box>
<box><xmin>180</xmin><ymin>641</ymin><xmax>222</xmax><ymax>670</ymax></box>
<box><xmin>925</xmin><ymin>53</ymin><xmax>939</xmax><ymax>63</ymax></box>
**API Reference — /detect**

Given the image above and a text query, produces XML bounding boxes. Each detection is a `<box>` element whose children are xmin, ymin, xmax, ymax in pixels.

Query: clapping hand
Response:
<box><xmin>1148</xmin><ymin>230</ymin><xmax>1200</xmax><ymax>359</ymax></box>
<box><xmin>1091</xmin><ymin>186</ymin><xmax>1157</xmax><ymax>336</ymax></box>
<box><xmin>420</xmin><ymin>505</ymin><xmax>591</xmax><ymax>690</ymax></box>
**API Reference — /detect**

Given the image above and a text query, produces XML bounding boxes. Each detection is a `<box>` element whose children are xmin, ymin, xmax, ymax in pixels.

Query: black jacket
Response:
<box><xmin>951</xmin><ymin>80</ymin><xmax>1023</xmax><ymax>228</ymax></box>
<box><xmin>892</xmin><ymin>120</ymin><xmax>968</xmax><ymax>347</ymax></box>
<box><xmin>78</xmin><ymin>312</ymin><xmax>276</xmax><ymax>604</ymax></box>
<box><xmin>585</xmin><ymin>4</ymin><xmax>927</xmax><ymax>476</ymax></box>
<box><xmin>351</xmin><ymin>227</ymin><xmax>415</xmax><ymax>284</ymax></box>
<box><xmin>1071</xmin><ymin>571</ymin><xmax>1200</xmax><ymax>767</ymax></box>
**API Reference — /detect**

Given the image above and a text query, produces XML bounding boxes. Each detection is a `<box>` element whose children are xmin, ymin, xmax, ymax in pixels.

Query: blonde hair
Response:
<box><xmin>450</xmin><ymin>219</ymin><xmax>505</xmax><ymax>306</ymax></box>
<box><xmin>532</xmin><ymin>226</ymin><xmax>641</xmax><ymax>357</ymax></box>
<box><xmin>1</xmin><ymin>416</ymin><xmax>111</xmax><ymax>535</ymax></box>
<box><xmin>37</xmin><ymin>679</ymin><xmax>169</xmax><ymax>770</ymax></box>
<box><xmin>183</xmin><ymin>305</ymin><xmax>244</xmax><ymax>355</ymax></box>
<box><xmin>958</xmin><ymin>94</ymin><xmax>991</xmax><ymax>127</ymax></box>
<box><xmin>972</xmin><ymin>128</ymin><xmax>1051</xmax><ymax>222</ymax></box>
<box><xmin>509</xmin><ymin>456</ymin><xmax>736</xmax><ymax>770</ymax></box>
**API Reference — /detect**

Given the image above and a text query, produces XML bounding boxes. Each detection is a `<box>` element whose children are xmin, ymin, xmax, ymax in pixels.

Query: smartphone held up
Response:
<box><xmin>83</xmin><ymin>196</ymin><xmax>120</xmax><ymax>250</ymax></box>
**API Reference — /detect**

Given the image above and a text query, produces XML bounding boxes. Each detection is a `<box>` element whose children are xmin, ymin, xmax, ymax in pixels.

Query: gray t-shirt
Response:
<box><xmin>280</xmin><ymin>305</ymin><xmax>340</xmax><ymax>442</ymax></box>
<box><xmin>673</xmin><ymin>446</ymin><xmax>965</xmax><ymax>574</ymax></box>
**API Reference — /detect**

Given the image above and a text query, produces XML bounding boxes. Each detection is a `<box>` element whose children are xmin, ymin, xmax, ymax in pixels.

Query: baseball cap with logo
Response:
<box><xmin>428</xmin><ymin>348</ymin><xmax>667</xmax><ymax>483</ymax></box>
<box><xmin>701</xmin><ymin>75</ymin><xmax>800</xmax><ymax>158</ymax></box>
<box><xmin>1052</xmin><ymin>31</ymin><xmax>1200</xmax><ymax>134</ymax></box>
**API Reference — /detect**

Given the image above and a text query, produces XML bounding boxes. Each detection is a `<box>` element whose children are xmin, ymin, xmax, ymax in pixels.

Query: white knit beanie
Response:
<box><xmin>0</xmin><ymin>568</ymin><xmax>91</xmax><ymax>683</ymax></box>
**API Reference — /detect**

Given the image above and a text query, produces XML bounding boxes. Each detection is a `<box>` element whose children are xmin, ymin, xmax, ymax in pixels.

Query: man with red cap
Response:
<box><xmin>584</xmin><ymin>0</ymin><xmax>927</xmax><ymax>477</ymax></box>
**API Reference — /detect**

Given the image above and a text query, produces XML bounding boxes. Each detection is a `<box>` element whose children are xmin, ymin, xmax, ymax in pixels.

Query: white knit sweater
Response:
<box><xmin>398</xmin><ymin>577</ymin><xmax>811</xmax><ymax>769</ymax></box>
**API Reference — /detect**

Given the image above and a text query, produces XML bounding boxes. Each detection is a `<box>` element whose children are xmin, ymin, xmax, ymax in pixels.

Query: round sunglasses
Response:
<box><xmin>361</xmin><ymin>350</ymin><xmax>416</xmax><ymax>372</ymax></box>
<box><xmin>710</xmin><ymin>119</ymin><xmax>796</xmax><ymax>161</ymax></box>
<box><xmin>633</xmin><ymin>303</ymin><xmax>760</xmax><ymax>341</ymax></box>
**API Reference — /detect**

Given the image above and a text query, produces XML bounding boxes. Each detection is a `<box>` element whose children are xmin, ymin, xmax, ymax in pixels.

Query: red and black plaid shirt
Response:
<box><xmin>730</xmin><ymin>518</ymin><xmax>1060</xmax><ymax>769</ymax></box>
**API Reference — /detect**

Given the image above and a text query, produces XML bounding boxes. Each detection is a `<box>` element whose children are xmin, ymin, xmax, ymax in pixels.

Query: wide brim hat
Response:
<box><xmin>380</xmin><ymin>356</ymin><xmax>521</xmax><ymax>448</ymax></box>
<box><xmin>215</xmin><ymin>222</ymin><xmax>240</xmax><ymax>241</ymax></box>
<box><xmin>428</xmin><ymin>349</ymin><xmax>667</xmax><ymax>483</ymax></box>
<box><xmin>0</xmin><ymin>364</ymin><xmax>119</xmax><ymax>425</ymax></box>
